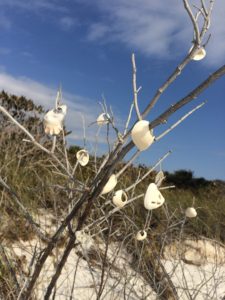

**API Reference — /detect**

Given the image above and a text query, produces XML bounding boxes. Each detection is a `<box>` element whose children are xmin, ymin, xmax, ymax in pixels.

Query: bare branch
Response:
<box><xmin>141</xmin><ymin>54</ymin><xmax>192</xmax><ymax>118</ymax></box>
<box><xmin>149</xmin><ymin>64</ymin><xmax>225</xmax><ymax>129</ymax></box>
<box><xmin>124</xmin><ymin>102</ymin><xmax>134</xmax><ymax>135</ymax></box>
<box><xmin>155</xmin><ymin>101</ymin><xmax>206</xmax><ymax>141</ymax></box>
<box><xmin>116</xmin><ymin>150</ymin><xmax>140</xmax><ymax>178</ymax></box>
<box><xmin>132</xmin><ymin>53</ymin><xmax>142</xmax><ymax>121</ymax></box>
<box><xmin>0</xmin><ymin>105</ymin><xmax>72</xmax><ymax>178</ymax></box>
<box><xmin>183</xmin><ymin>0</ymin><xmax>201</xmax><ymax>44</ymax></box>
<box><xmin>125</xmin><ymin>151</ymin><xmax>172</xmax><ymax>192</ymax></box>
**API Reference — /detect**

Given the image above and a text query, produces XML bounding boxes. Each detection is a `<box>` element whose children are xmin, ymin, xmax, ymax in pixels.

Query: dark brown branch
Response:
<box><xmin>20</xmin><ymin>160</ymin><xmax>118</xmax><ymax>299</ymax></box>
<box><xmin>44</xmin><ymin>234</ymin><xmax>76</xmax><ymax>299</ymax></box>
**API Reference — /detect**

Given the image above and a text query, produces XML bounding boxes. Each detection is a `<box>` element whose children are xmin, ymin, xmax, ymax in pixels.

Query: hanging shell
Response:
<box><xmin>136</xmin><ymin>230</ymin><xmax>147</xmax><ymax>241</ymax></box>
<box><xmin>96</xmin><ymin>113</ymin><xmax>110</xmax><ymax>125</ymax></box>
<box><xmin>144</xmin><ymin>183</ymin><xmax>165</xmax><ymax>210</ymax></box>
<box><xmin>44</xmin><ymin>105</ymin><xmax>67</xmax><ymax>135</ymax></box>
<box><xmin>189</xmin><ymin>46</ymin><xmax>206</xmax><ymax>61</ymax></box>
<box><xmin>131</xmin><ymin>120</ymin><xmax>154</xmax><ymax>151</ymax></box>
<box><xmin>185</xmin><ymin>207</ymin><xmax>197</xmax><ymax>218</ymax></box>
<box><xmin>112</xmin><ymin>190</ymin><xmax>128</xmax><ymax>208</ymax></box>
<box><xmin>155</xmin><ymin>171</ymin><xmax>165</xmax><ymax>187</ymax></box>
<box><xmin>76</xmin><ymin>149</ymin><xmax>89</xmax><ymax>166</ymax></box>
<box><xmin>101</xmin><ymin>174</ymin><xmax>117</xmax><ymax>195</ymax></box>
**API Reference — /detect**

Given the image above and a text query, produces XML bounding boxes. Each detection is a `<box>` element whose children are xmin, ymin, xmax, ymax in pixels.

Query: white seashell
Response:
<box><xmin>136</xmin><ymin>230</ymin><xmax>147</xmax><ymax>241</ymax></box>
<box><xmin>189</xmin><ymin>46</ymin><xmax>206</xmax><ymax>61</ymax></box>
<box><xmin>155</xmin><ymin>171</ymin><xmax>165</xmax><ymax>187</ymax></box>
<box><xmin>101</xmin><ymin>174</ymin><xmax>117</xmax><ymax>195</ymax></box>
<box><xmin>185</xmin><ymin>207</ymin><xmax>197</xmax><ymax>218</ymax></box>
<box><xmin>76</xmin><ymin>149</ymin><xmax>89</xmax><ymax>166</ymax></box>
<box><xmin>96</xmin><ymin>113</ymin><xmax>110</xmax><ymax>125</ymax></box>
<box><xmin>112</xmin><ymin>190</ymin><xmax>128</xmax><ymax>208</ymax></box>
<box><xmin>144</xmin><ymin>183</ymin><xmax>165</xmax><ymax>210</ymax></box>
<box><xmin>44</xmin><ymin>105</ymin><xmax>67</xmax><ymax>136</ymax></box>
<box><xmin>131</xmin><ymin>120</ymin><xmax>155</xmax><ymax>151</ymax></box>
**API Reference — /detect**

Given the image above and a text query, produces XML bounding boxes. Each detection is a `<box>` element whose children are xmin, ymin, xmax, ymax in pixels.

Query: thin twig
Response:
<box><xmin>125</xmin><ymin>151</ymin><xmax>171</xmax><ymax>192</ymax></box>
<box><xmin>183</xmin><ymin>0</ymin><xmax>201</xmax><ymax>44</ymax></box>
<box><xmin>155</xmin><ymin>101</ymin><xmax>206</xmax><ymax>141</ymax></box>
<box><xmin>149</xmin><ymin>64</ymin><xmax>225</xmax><ymax>129</ymax></box>
<box><xmin>116</xmin><ymin>150</ymin><xmax>140</xmax><ymax>178</ymax></box>
<box><xmin>132</xmin><ymin>53</ymin><xmax>142</xmax><ymax>120</ymax></box>
<box><xmin>124</xmin><ymin>102</ymin><xmax>134</xmax><ymax>135</ymax></box>
<box><xmin>0</xmin><ymin>105</ymin><xmax>72</xmax><ymax>178</ymax></box>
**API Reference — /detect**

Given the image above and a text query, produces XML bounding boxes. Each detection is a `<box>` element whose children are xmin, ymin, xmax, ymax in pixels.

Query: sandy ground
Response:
<box><xmin>163</xmin><ymin>259</ymin><xmax>225</xmax><ymax>300</ymax></box>
<box><xmin>7</xmin><ymin>236</ymin><xmax>225</xmax><ymax>300</ymax></box>
<box><xmin>4</xmin><ymin>212</ymin><xmax>225</xmax><ymax>299</ymax></box>
<box><xmin>10</xmin><ymin>238</ymin><xmax>155</xmax><ymax>299</ymax></box>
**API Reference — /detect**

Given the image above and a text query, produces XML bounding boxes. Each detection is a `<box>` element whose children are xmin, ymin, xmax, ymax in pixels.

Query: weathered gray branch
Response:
<box><xmin>149</xmin><ymin>64</ymin><xmax>225</xmax><ymax>129</ymax></box>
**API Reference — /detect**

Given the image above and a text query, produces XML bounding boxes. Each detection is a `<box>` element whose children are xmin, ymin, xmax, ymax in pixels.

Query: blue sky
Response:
<box><xmin>0</xmin><ymin>0</ymin><xmax>224</xmax><ymax>180</ymax></box>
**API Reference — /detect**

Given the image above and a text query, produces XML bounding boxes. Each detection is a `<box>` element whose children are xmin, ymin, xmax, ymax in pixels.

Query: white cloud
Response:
<box><xmin>87</xmin><ymin>23</ymin><xmax>110</xmax><ymax>41</ymax></box>
<box><xmin>0</xmin><ymin>0</ymin><xmax>67</xmax><ymax>12</ymax></box>
<box><xmin>84</xmin><ymin>0</ymin><xmax>189</xmax><ymax>57</ymax></box>
<box><xmin>84</xmin><ymin>0</ymin><xmax>225</xmax><ymax>67</ymax></box>
<box><xmin>59</xmin><ymin>16</ymin><xmax>77</xmax><ymax>31</ymax></box>
<box><xmin>0</xmin><ymin>72</ymin><xmax>115</xmax><ymax>145</ymax></box>
<box><xmin>0</xmin><ymin>0</ymin><xmax>224</xmax><ymax>67</ymax></box>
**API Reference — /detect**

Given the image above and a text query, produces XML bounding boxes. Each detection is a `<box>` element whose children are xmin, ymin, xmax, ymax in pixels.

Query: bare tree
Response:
<box><xmin>1</xmin><ymin>0</ymin><xmax>225</xmax><ymax>299</ymax></box>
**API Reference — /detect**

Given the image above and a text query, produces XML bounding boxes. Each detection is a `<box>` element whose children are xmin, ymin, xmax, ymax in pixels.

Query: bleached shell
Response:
<box><xmin>101</xmin><ymin>174</ymin><xmax>117</xmax><ymax>195</ymax></box>
<box><xmin>44</xmin><ymin>105</ymin><xmax>67</xmax><ymax>136</ymax></box>
<box><xmin>185</xmin><ymin>207</ymin><xmax>197</xmax><ymax>218</ymax></box>
<box><xmin>44</xmin><ymin>123</ymin><xmax>62</xmax><ymax>135</ymax></box>
<box><xmin>189</xmin><ymin>46</ymin><xmax>206</xmax><ymax>61</ymax></box>
<box><xmin>57</xmin><ymin>105</ymin><xmax>67</xmax><ymax>115</ymax></box>
<box><xmin>136</xmin><ymin>230</ymin><xmax>147</xmax><ymax>241</ymax></box>
<box><xmin>112</xmin><ymin>190</ymin><xmax>128</xmax><ymax>208</ymax></box>
<box><xmin>96</xmin><ymin>113</ymin><xmax>110</xmax><ymax>125</ymax></box>
<box><xmin>76</xmin><ymin>149</ymin><xmax>89</xmax><ymax>166</ymax></box>
<box><xmin>155</xmin><ymin>171</ymin><xmax>165</xmax><ymax>187</ymax></box>
<box><xmin>131</xmin><ymin>120</ymin><xmax>154</xmax><ymax>151</ymax></box>
<box><xmin>144</xmin><ymin>183</ymin><xmax>165</xmax><ymax>210</ymax></box>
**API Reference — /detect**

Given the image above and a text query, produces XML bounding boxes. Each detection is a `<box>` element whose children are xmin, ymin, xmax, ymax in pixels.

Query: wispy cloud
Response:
<box><xmin>0</xmin><ymin>72</ymin><xmax>114</xmax><ymax>144</ymax></box>
<box><xmin>0</xmin><ymin>47</ymin><xmax>11</xmax><ymax>55</ymax></box>
<box><xmin>59</xmin><ymin>16</ymin><xmax>77</xmax><ymax>31</ymax></box>
<box><xmin>0</xmin><ymin>0</ymin><xmax>224</xmax><ymax>67</ymax></box>
<box><xmin>84</xmin><ymin>0</ymin><xmax>189</xmax><ymax>57</ymax></box>
<box><xmin>87</xmin><ymin>23</ymin><xmax>110</xmax><ymax>41</ymax></box>
<box><xmin>84</xmin><ymin>0</ymin><xmax>225</xmax><ymax>67</ymax></box>
<box><xmin>0</xmin><ymin>0</ymin><xmax>67</xmax><ymax>12</ymax></box>
<box><xmin>0</xmin><ymin>13</ymin><xmax>12</xmax><ymax>29</ymax></box>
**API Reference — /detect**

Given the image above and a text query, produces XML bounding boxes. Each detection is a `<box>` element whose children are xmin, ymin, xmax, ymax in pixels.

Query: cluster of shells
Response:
<box><xmin>44</xmin><ymin>102</ymin><xmax>199</xmax><ymax>242</ymax></box>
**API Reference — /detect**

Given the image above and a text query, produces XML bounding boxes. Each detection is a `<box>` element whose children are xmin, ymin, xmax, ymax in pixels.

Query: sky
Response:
<box><xmin>0</xmin><ymin>0</ymin><xmax>224</xmax><ymax>180</ymax></box>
